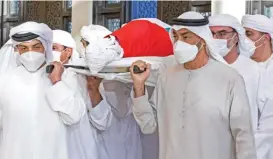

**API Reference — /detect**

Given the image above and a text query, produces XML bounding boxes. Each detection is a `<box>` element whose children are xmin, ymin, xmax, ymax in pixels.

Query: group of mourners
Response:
<box><xmin>0</xmin><ymin>10</ymin><xmax>273</xmax><ymax>159</ymax></box>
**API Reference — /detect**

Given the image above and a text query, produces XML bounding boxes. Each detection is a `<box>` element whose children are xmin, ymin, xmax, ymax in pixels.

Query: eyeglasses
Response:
<box><xmin>211</xmin><ymin>30</ymin><xmax>235</xmax><ymax>38</ymax></box>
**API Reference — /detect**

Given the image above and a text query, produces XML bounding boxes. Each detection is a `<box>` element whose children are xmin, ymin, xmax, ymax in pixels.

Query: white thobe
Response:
<box><xmin>64</xmin><ymin>69</ymin><xmax>112</xmax><ymax>159</ymax></box>
<box><xmin>229</xmin><ymin>55</ymin><xmax>260</xmax><ymax>130</ymax></box>
<box><xmin>254</xmin><ymin>54</ymin><xmax>273</xmax><ymax>159</ymax></box>
<box><xmin>0</xmin><ymin>65</ymin><xmax>86</xmax><ymax>159</ymax></box>
<box><xmin>132</xmin><ymin>59</ymin><xmax>257</xmax><ymax>159</ymax></box>
<box><xmin>100</xmin><ymin>81</ymin><xmax>159</xmax><ymax>159</ymax></box>
<box><xmin>255</xmin><ymin>99</ymin><xmax>273</xmax><ymax>159</ymax></box>
<box><xmin>256</xmin><ymin>54</ymin><xmax>273</xmax><ymax>111</ymax></box>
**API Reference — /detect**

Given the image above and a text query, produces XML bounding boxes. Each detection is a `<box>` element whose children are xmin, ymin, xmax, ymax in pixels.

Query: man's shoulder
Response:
<box><xmin>163</xmin><ymin>60</ymin><xmax>238</xmax><ymax>76</ymax></box>
<box><xmin>202</xmin><ymin>60</ymin><xmax>244</xmax><ymax>84</ymax></box>
<box><xmin>0</xmin><ymin>66</ymin><xmax>22</xmax><ymax>87</ymax></box>
<box><xmin>213</xmin><ymin>60</ymin><xmax>240</xmax><ymax>74</ymax></box>
<box><xmin>3</xmin><ymin>66</ymin><xmax>23</xmax><ymax>77</ymax></box>
<box><xmin>163</xmin><ymin>64</ymin><xmax>184</xmax><ymax>76</ymax></box>
<box><xmin>204</xmin><ymin>61</ymin><xmax>246</xmax><ymax>89</ymax></box>
<box><xmin>235</xmin><ymin>55</ymin><xmax>260</xmax><ymax>79</ymax></box>
<box><xmin>238</xmin><ymin>55</ymin><xmax>259</xmax><ymax>68</ymax></box>
<box><xmin>160</xmin><ymin>60</ymin><xmax>243</xmax><ymax>81</ymax></box>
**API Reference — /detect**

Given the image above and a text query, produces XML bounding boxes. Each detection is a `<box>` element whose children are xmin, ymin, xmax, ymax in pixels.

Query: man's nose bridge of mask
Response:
<box><xmin>226</xmin><ymin>33</ymin><xmax>237</xmax><ymax>48</ymax></box>
<box><xmin>232</xmin><ymin>33</ymin><xmax>239</xmax><ymax>45</ymax></box>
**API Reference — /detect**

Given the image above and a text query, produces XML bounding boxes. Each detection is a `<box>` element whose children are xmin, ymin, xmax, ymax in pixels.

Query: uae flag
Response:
<box><xmin>110</xmin><ymin>19</ymin><xmax>174</xmax><ymax>58</ymax></box>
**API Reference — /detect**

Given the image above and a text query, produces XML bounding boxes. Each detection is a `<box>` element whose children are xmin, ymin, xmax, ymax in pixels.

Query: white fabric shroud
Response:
<box><xmin>81</xmin><ymin>25</ymin><xmax>112</xmax><ymax>44</ymax></box>
<box><xmin>53</xmin><ymin>29</ymin><xmax>80</xmax><ymax>63</ymax></box>
<box><xmin>133</xmin><ymin>18</ymin><xmax>171</xmax><ymax>31</ymax></box>
<box><xmin>80</xmin><ymin>24</ymin><xmax>124</xmax><ymax>74</ymax></box>
<box><xmin>9</xmin><ymin>21</ymin><xmax>53</xmax><ymax>62</ymax></box>
<box><xmin>75</xmin><ymin>20</ymin><xmax>176</xmax><ymax>87</ymax></box>
<box><xmin>209</xmin><ymin>14</ymin><xmax>256</xmax><ymax>56</ymax></box>
<box><xmin>70</xmin><ymin>56</ymin><xmax>175</xmax><ymax>87</ymax></box>
<box><xmin>170</xmin><ymin>11</ymin><xmax>227</xmax><ymax>65</ymax></box>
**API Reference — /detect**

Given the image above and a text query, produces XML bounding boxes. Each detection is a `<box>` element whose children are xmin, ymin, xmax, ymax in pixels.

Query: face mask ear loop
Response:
<box><xmin>198</xmin><ymin>44</ymin><xmax>204</xmax><ymax>52</ymax></box>
<box><xmin>253</xmin><ymin>34</ymin><xmax>266</xmax><ymax>48</ymax></box>
<box><xmin>252</xmin><ymin>35</ymin><xmax>266</xmax><ymax>51</ymax></box>
<box><xmin>196</xmin><ymin>38</ymin><xmax>204</xmax><ymax>52</ymax></box>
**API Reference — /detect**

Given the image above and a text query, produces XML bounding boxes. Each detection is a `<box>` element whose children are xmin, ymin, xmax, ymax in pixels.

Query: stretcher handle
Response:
<box><xmin>133</xmin><ymin>65</ymin><xmax>146</xmax><ymax>74</ymax></box>
<box><xmin>46</xmin><ymin>65</ymin><xmax>147</xmax><ymax>74</ymax></box>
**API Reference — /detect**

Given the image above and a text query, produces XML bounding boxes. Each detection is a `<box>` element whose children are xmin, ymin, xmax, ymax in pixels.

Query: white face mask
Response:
<box><xmin>242</xmin><ymin>35</ymin><xmax>265</xmax><ymax>57</ymax></box>
<box><xmin>18</xmin><ymin>51</ymin><xmax>46</xmax><ymax>72</ymax></box>
<box><xmin>52</xmin><ymin>50</ymin><xmax>62</xmax><ymax>62</ymax></box>
<box><xmin>214</xmin><ymin>39</ymin><xmax>230</xmax><ymax>57</ymax></box>
<box><xmin>214</xmin><ymin>34</ymin><xmax>236</xmax><ymax>57</ymax></box>
<box><xmin>174</xmin><ymin>40</ymin><xmax>202</xmax><ymax>64</ymax></box>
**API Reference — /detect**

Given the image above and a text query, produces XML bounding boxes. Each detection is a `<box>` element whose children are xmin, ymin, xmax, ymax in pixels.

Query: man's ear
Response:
<box><xmin>264</xmin><ymin>33</ymin><xmax>271</xmax><ymax>42</ymax></box>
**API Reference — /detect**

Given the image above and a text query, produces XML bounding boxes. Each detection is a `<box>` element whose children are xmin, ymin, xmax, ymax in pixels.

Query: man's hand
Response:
<box><xmin>86</xmin><ymin>76</ymin><xmax>103</xmax><ymax>107</ymax></box>
<box><xmin>129</xmin><ymin>60</ymin><xmax>151</xmax><ymax>98</ymax></box>
<box><xmin>49</xmin><ymin>62</ymin><xmax>64</xmax><ymax>85</ymax></box>
<box><xmin>87</xmin><ymin>76</ymin><xmax>103</xmax><ymax>92</ymax></box>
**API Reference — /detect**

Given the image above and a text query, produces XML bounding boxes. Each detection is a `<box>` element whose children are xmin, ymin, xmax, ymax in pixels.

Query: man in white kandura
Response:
<box><xmin>242</xmin><ymin>14</ymin><xmax>273</xmax><ymax>159</ymax></box>
<box><xmin>0</xmin><ymin>22</ymin><xmax>86</xmax><ymax>159</ymax></box>
<box><xmin>52</xmin><ymin>29</ymin><xmax>113</xmax><ymax>159</ymax></box>
<box><xmin>209</xmin><ymin>14</ymin><xmax>260</xmax><ymax>130</ymax></box>
<box><xmin>130</xmin><ymin>11</ymin><xmax>257</xmax><ymax>159</ymax></box>
<box><xmin>80</xmin><ymin>24</ymin><xmax>145</xmax><ymax>159</ymax></box>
